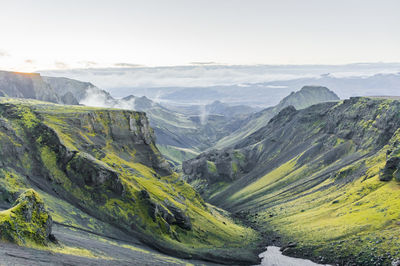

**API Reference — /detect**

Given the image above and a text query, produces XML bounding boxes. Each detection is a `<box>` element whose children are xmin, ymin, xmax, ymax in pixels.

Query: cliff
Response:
<box><xmin>0</xmin><ymin>71</ymin><xmax>59</xmax><ymax>103</ymax></box>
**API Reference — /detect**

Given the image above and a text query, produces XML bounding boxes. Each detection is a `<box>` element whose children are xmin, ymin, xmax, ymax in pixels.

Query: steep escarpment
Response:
<box><xmin>184</xmin><ymin>97</ymin><xmax>400</xmax><ymax>265</ymax></box>
<box><xmin>0</xmin><ymin>71</ymin><xmax>59</xmax><ymax>103</ymax></box>
<box><xmin>42</xmin><ymin>76</ymin><xmax>113</xmax><ymax>104</ymax></box>
<box><xmin>0</xmin><ymin>98</ymin><xmax>260</xmax><ymax>264</ymax></box>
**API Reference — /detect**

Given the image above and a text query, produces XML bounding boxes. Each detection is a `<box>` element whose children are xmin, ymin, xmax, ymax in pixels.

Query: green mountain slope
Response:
<box><xmin>0</xmin><ymin>98</ymin><xmax>260</xmax><ymax>264</ymax></box>
<box><xmin>215</xmin><ymin>86</ymin><xmax>340</xmax><ymax>148</ymax></box>
<box><xmin>184</xmin><ymin>97</ymin><xmax>400</xmax><ymax>265</ymax></box>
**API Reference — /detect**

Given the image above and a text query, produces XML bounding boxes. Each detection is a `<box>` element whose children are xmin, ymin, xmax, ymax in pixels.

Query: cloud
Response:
<box><xmin>79</xmin><ymin>86</ymin><xmax>136</xmax><ymax>110</ymax></box>
<box><xmin>78</xmin><ymin>61</ymin><xmax>98</xmax><ymax>68</ymax></box>
<box><xmin>0</xmin><ymin>50</ymin><xmax>9</xmax><ymax>57</ymax></box>
<box><xmin>189</xmin><ymin>62</ymin><xmax>217</xmax><ymax>65</ymax></box>
<box><xmin>39</xmin><ymin>63</ymin><xmax>400</xmax><ymax>91</ymax></box>
<box><xmin>55</xmin><ymin>61</ymin><xmax>69</xmax><ymax>69</ymax></box>
<box><xmin>40</xmin><ymin>65</ymin><xmax>315</xmax><ymax>89</ymax></box>
<box><xmin>24</xmin><ymin>59</ymin><xmax>35</xmax><ymax>64</ymax></box>
<box><xmin>113</xmin><ymin>63</ymin><xmax>143</xmax><ymax>68</ymax></box>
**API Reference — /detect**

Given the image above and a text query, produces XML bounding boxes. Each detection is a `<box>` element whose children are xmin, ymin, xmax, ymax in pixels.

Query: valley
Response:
<box><xmin>2</xmin><ymin>2</ymin><xmax>399</xmax><ymax>265</ymax></box>
<box><xmin>184</xmin><ymin>97</ymin><xmax>400</xmax><ymax>265</ymax></box>
<box><xmin>0</xmin><ymin>70</ymin><xmax>400</xmax><ymax>265</ymax></box>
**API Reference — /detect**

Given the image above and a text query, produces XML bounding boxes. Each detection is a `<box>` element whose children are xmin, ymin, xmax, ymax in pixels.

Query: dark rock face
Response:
<box><xmin>140</xmin><ymin>190</ymin><xmax>192</xmax><ymax>231</ymax></box>
<box><xmin>164</xmin><ymin>200</ymin><xmax>192</xmax><ymax>230</ymax></box>
<box><xmin>380</xmin><ymin>157</ymin><xmax>400</xmax><ymax>181</ymax></box>
<box><xmin>66</xmin><ymin>152</ymin><xmax>124</xmax><ymax>195</ymax></box>
<box><xmin>0</xmin><ymin>189</ymin><xmax>53</xmax><ymax>245</ymax></box>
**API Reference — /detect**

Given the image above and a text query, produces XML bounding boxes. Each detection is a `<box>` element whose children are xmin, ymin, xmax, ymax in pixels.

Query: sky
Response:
<box><xmin>0</xmin><ymin>0</ymin><xmax>399</xmax><ymax>72</ymax></box>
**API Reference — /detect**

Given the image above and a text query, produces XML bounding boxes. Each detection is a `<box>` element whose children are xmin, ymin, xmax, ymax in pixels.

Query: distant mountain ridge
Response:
<box><xmin>215</xmin><ymin>85</ymin><xmax>340</xmax><ymax>148</ymax></box>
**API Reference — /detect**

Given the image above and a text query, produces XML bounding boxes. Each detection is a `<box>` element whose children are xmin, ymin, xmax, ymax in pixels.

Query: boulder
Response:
<box><xmin>380</xmin><ymin>157</ymin><xmax>400</xmax><ymax>181</ymax></box>
<box><xmin>0</xmin><ymin>189</ymin><xmax>53</xmax><ymax>245</ymax></box>
<box><xmin>392</xmin><ymin>259</ymin><xmax>400</xmax><ymax>266</ymax></box>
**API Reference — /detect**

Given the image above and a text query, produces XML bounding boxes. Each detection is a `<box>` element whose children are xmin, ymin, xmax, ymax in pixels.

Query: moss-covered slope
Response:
<box><xmin>0</xmin><ymin>98</ymin><xmax>259</xmax><ymax>264</ymax></box>
<box><xmin>184</xmin><ymin>97</ymin><xmax>400</xmax><ymax>265</ymax></box>
<box><xmin>0</xmin><ymin>189</ymin><xmax>52</xmax><ymax>245</ymax></box>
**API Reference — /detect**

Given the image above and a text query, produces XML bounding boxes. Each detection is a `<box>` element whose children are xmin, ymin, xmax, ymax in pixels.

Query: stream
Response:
<box><xmin>258</xmin><ymin>246</ymin><xmax>330</xmax><ymax>266</ymax></box>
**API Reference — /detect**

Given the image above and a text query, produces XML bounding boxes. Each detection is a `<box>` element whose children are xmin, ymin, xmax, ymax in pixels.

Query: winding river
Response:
<box><xmin>258</xmin><ymin>246</ymin><xmax>330</xmax><ymax>266</ymax></box>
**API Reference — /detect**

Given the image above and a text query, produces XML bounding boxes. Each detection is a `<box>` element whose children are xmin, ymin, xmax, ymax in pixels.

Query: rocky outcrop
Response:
<box><xmin>183</xmin><ymin>148</ymin><xmax>249</xmax><ymax>196</ymax></box>
<box><xmin>380</xmin><ymin>157</ymin><xmax>400</xmax><ymax>181</ymax></box>
<box><xmin>66</xmin><ymin>152</ymin><xmax>124</xmax><ymax>195</ymax></box>
<box><xmin>0</xmin><ymin>189</ymin><xmax>53</xmax><ymax>245</ymax></box>
<box><xmin>140</xmin><ymin>190</ymin><xmax>192</xmax><ymax>231</ymax></box>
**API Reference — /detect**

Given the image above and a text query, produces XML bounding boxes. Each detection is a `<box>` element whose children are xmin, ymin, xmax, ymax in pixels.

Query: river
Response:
<box><xmin>258</xmin><ymin>246</ymin><xmax>330</xmax><ymax>266</ymax></box>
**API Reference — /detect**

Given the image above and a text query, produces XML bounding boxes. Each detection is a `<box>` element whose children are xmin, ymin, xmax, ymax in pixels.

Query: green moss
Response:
<box><xmin>207</xmin><ymin>161</ymin><xmax>217</xmax><ymax>173</ymax></box>
<box><xmin>0</xmin><ymin>189</ymin><xmax>52</xmax><ymax>245</ymax></box>
<box><xmin>232</xmin><ymin>162</ymin><xmax>238</xmax><ymax>174</ymax></box>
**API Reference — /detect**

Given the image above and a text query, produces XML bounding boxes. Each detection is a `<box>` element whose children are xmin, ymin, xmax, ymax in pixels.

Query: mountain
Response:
<box><xmin>42</xmin><ymin>76</ymin><xmax>114</xmax><ymax>105</ymax></box>
<box><xmin>0</xmin><ymin>71</ymin><xmax>103</xmax><ymax>106</ymax></box>
<box><xmin>0</xmin><ymin>98</ymin><xmax>261</xmax><ymax>264</ymax></box>
<box><xmin>39</xmin><ymin>63</ymin><xmax>400</xmax><ymax>107</ymax></box>
<box><xmin>215</xmin><ymin>86</ymin><xmax>340</xmax><ymax>148</ymax></box>
<box><xmin>205</xmin><ymin>100</ymin><xmax>259</xmax><ymax>117</ymax></box>
<box><xmin>183</xmin><ymin>96</ymin><xmax>400</xmax><ymax>265</ymax></box>
<box><xmin>163</xmin><ymin>100</ymin><xmax>260</xmax><ymax>118</ymax></box>
<box><xmin>0</xmin><ymin>71</ymin><xmax>59</xmax><ymax>103</ymax></box>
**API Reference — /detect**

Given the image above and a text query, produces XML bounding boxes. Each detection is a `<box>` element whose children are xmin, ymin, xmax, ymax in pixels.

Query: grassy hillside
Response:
<box><xmin>0</xmin><ymin>97</ymin><xmax>260</xmax><ymax>264</ymax></box>
<box><xmin>184</xmin><ymin>97</ymin><xmax>400</xmax><ymax>265</ymax></box>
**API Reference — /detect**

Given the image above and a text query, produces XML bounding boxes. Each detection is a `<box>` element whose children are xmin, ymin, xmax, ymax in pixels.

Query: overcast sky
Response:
<box><xmin>0</xmin><ymin>0</ymin><xmax>399</xmax><ymax>71</ymax></box>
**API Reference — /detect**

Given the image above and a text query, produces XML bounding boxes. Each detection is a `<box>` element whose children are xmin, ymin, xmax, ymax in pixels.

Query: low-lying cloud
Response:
<box><xmin>79</xmin><ymin>87</ymin><xmax>136</xmax><ymax>110</ymax></box>
<box><xmin>40</xmin><ymin>63</ymin><xmax>400</xmax><ymax>90</ymax></box>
